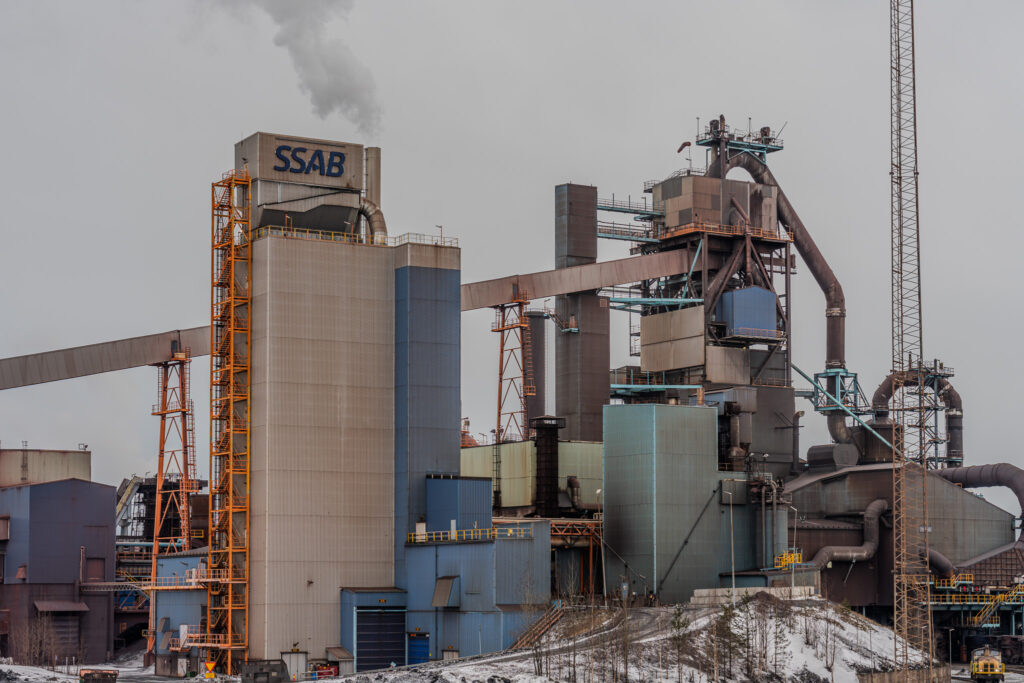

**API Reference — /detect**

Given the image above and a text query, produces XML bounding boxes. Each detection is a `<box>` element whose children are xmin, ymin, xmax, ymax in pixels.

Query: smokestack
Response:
<box><xmin>365</xmin><ymin>147</ymin><xmax>381</xmax><ymax>207</ymax></box>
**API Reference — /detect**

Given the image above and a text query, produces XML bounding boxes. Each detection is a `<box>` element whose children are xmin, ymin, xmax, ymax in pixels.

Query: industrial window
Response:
<box><xmin>0</xmin><ymin>517</ymin><xmax>9</xmax><ymax>541</ymax></box>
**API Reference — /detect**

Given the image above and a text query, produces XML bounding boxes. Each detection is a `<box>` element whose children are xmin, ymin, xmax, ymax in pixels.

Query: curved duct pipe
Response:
<box><xmin>359</xmin><ymin>197</ymin><xmax>388</xmax><ymax>242</ymax></box>
<box><xmin>707</xmin><ymin>148</ymin><xmax>851</xmax><ymax>447</ymax></box>
<box><xmin>809</xmin><ymin>499</ymin><xmax>887</xmax><ymax>569</ymax></box>
<box><xmin>872</xmin><ymin>373</ymin><xmax>963</xmax><ymax>462</ymax></box>
<box><xmin>935</xmin><ymin>464</ymin><xmax>1024</xmax><ymax>539</ymax></box>
<box><xmin>929</xmin><ymin>548</ymin><xmax>955</xmax><ymax>579</ymax></box>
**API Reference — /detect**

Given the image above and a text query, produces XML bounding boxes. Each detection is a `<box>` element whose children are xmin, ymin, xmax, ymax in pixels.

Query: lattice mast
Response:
<box><xmin>206</xmin><ymin>168</ymin><xmax>252</xmax><ymax>673</ymax></box>
<box><xmin>146</xmin><ymin>349</ymin><xmax>198</xmax><ymax>656</ymax></box>
<box><xmin>493</xmin><ymin>288</ymin><xmax>535</xmax><ymax>444</ymax></box>
<box><xmin>890</xmin><ymin>0</ymin><xmax>934</xmax><ymax>671</ymax></box>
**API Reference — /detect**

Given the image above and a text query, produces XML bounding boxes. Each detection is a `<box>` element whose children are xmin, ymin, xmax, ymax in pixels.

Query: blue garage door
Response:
<box><xmin>408</xmin><ymin>632</ymin><xmax>430</xmax><ymax>664</ymax></box>
<box><xmin>356</xmin><ymin>609</ymin><xmax>406</xmax><ymax>671</ymax></box>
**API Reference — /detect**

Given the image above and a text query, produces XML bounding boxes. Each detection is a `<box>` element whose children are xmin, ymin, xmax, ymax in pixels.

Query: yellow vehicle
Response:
<box><xmin>970</xmin><ymin>645</ymin><xmax>1005</xmax><ymax>682</ymax></box>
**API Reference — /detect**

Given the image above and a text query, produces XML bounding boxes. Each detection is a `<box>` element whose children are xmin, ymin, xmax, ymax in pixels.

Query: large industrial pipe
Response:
<box><xmin>359</xmin><ymin>197</ymin><xmax>388</xmax><ymax>242</ymax></box>
<box><xmin>708</xmin><ymin>145</ymin><xmax>850</xmax><ymax>446</ymax></box>
<box><xmin>935</xmin><ymin>464</ymin><xmax>1024</xmax><ymax>538</ymax></box>
<box><xmin>929</xmin><ymin>548</ymin><xmax>955</xmax><ymax>578</ymax></box>
<box><xmin>707</xmin><ymin>149</ymin><xmax>846</xmax><ymax>370</ymax></box>
<box><xmin>872</xmin><ymin>373</ymin><xmax>963</xmax><ymax>462</ymax></box>
<box><xmin>809</xmin><ymin>499</ymin><xmax>887</xmax><ymax>569</ymax></box>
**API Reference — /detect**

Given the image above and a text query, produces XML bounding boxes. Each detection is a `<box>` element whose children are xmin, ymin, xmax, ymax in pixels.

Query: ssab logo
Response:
<box><xmin>272</xmin><ymin>145</ymin><xmax>345</xmax><ymax>177</ymax></box>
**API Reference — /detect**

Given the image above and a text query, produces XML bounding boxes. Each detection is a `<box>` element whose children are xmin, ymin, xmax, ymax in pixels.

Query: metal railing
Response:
<box><xmin>596</xmin><ymin>220</ymin><xmax>657</xmax><ymax>242</ymax></box>
<box><xmin>253</xmin><ymin>226</ymin><xmax>459</xmax><ymax>248</ymax></box>
<box><xmin>659</xmin><ymin>221</ymin><xmax>791</xmax><ymax>243</ymax></box>
<box><xmin>774</xmin><ymin>550</ymin><xmax>803</xmax><ymax>570</ymax></box>
<box><xmin>642</xmin><ymin>168</ymin><xmax>708</xmax><ymax>191</ymax></box>
<box><xmin>407</xmin><ymin>526</ymin><xmax>533</xmax><ymax>544</ymax></box>
<box><xmin>596</xmin><ymin>196</ymin><xmax>665</xmax><ymax>215</ymax></box>
<box><xmin>727</xmin><ymin>327</ymin><xmax>786</xmax><ymax>340</ymax></box>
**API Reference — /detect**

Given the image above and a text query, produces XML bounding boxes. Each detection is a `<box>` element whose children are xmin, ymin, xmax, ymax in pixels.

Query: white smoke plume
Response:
<box><xmin>242</xmin><ymin>0</ymin><xmax>382</xmax><ymax>135</ymax></box>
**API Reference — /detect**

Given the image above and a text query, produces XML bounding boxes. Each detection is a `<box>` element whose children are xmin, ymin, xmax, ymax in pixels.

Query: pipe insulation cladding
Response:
<box><xmin>359</xmin><ymin>197</ymin><xmax>387</xmax><ymax>240</ymax></box>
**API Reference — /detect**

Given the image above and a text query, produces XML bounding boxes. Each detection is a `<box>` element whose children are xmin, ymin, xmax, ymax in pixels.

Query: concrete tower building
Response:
<box><xmin>233</xmin><ymin>134</ymin><xmax>460</xmax><ymax>662</ymax></box>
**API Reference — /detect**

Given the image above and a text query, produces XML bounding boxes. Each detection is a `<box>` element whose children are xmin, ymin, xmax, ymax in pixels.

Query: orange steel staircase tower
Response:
<box><xmin>204</xmin><ymin>168</ymin><xmax>252</xmax><ymax>673</ymax></box>
<box><xmin>145</xmin><ymin>348</ymin><xmax>198</xmax><ymax>657</ymax></box>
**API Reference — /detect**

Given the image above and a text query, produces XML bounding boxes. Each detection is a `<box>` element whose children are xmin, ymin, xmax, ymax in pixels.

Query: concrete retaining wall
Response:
<box><xmin>857</xmin><ymin>666</ymin><xmax>950</xmax><ymax>683</ymax></box>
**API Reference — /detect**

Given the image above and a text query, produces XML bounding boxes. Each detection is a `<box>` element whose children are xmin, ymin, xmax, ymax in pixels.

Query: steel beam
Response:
<box><xmin>0</xmin><ymin>327</ymin><xmax>209</xmax><ymax>390</ymax></box>
<box><xmin>0</xmin><ymin>250</ymin><xmax>691</xmax><ymax>389</ymax></box>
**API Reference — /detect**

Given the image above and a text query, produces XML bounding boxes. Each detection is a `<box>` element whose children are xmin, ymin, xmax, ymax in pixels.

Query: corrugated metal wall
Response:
<box><xmin>249</xmin><ymin>237</ymin><xmax>396</xmax><ymax>660</ymax></box>
<box><xmin>603</xmin><ymin>404</ymin><xmax>756</xmax><ymax>603</ymax></box>
<box><xmin>424</xmin><ymin>478</ymin><xmax>490</xmax><ymax>532</ymax></box>
<box><xmin>153</xmin><ymin>556</ymin><xmax>204</xmax><ymax>655</ymax></box>
<box><xmin>0</xmin><ymin>449</ymin><xmax>90</xmax><ymax>486</ymax></box>
<box><xmin>459</xmin><ymin>442</ymin><xmax>602</xmax><ymax>508</ymax></box>
<box><xmin>789</xmin><ymin>467</ymin><xmax>1014</xmax><ymax>566</ymax></box>
<box><xmin>402</xmin><ymin>520</ymin><xmax>550</xmax><ymax>660</ymax></box>
<box><xmin>394</xmin><ymin>256</ymin><xmax>461</xmax><ymax>585</ymax></box>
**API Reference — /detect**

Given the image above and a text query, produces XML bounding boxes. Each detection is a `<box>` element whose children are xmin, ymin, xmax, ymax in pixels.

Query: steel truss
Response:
<box><xmin>890</xmin><ymin>0</ymin><xmax>935</xmax><ymax>672</ymax></box>
<box><xmin>146</xmin><ymin>350</ymin><xmax>198</xmax><ymax>656</ymax></box>
<box><xmin>203</xmin><ymin>168</ymin><xmax>251</xmax><ymax>673</ymax></box>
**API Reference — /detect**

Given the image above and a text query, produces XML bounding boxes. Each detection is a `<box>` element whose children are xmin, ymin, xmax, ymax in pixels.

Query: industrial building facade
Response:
<box><xmin>0</xmin><ymin>477</ymin><xmax>115</xmax><ymax>663</ymax></box>
<box><xmin>7</xmin><ymin>120</ymin><xmax>1024</xmax><ymax>673</ymax></box>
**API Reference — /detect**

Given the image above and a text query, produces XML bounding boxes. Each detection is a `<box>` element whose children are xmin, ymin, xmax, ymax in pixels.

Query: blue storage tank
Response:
<box><xmin>716</xmin><ymin>286</ymin><xmax>778</xmax><ymax>337</ymax></box>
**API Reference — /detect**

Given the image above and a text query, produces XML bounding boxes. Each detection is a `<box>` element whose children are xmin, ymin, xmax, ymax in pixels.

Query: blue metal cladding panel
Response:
<box><xmin>340</xmin><ymin>591</ymin><xmax>357</xmax><ymax>653</ymax></box>
<box><xmin>28</xmin><ymin>479</ymin><xmax>116</xmax><ymax>584</ymax></box>
<box><xmin>0</xmin><ymin>485</ymin><xmax>32</xmax><ymax>583</ymax></box>
<box><xmin>395</xmin><ymin>265</ymin><xmax>461</xmax><ymax>588</ymax></box>
<box><xmin>153</xmin><ymin>556</ymin><xmax>205</xmax><ymax>655</ymax></box>
<box><xmin>404</xmin><ymin>545</ymin><xmax>439</xmax><ymax>612</ymax></box>
<box><xmin>436</xmin><ymin>543</ymin><xmax>494</xmax><ymax>613</ymax></box>
<box><xmin>458</xmin><ymin>478</ymin><xmax>492</xmax><ymax>531</ymax></box>
<box><xmin>407</xmin><ymin>632</ymin><xmax>430</xmax><ymax>664</ymax></box>
<box><xmin>458</xmin><ymin>612</ymin><xmax>504</xmax><ymax>657</ymax></box>
<box><xmin>717</xmin><ymin>286</ymin><xmax>777</xmax><ymax>334</ymax></box>
<box><xmin>425</xmin><ymin>478</ymin><xmax>459</xmax><ymax>532</ymax></box>
<box><xmin>425</xmin><ymin>478</ymin><xmax>491</xmax><ymax>532</ymax></box>
<box><xmin>500</xmin><ymin>609</ymin><xmax>533</xmax><ymax>649</ymax></box>
<box><xmin>495</xmin><ymin>521</ymin><xmax>550</xmax><ymax>605</ymax></box>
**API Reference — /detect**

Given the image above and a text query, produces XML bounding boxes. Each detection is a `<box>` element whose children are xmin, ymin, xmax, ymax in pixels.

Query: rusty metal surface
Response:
<box><xmin>0</xmin><ymin>326</ymin><xmax>209</xmax><ymax>390</ymax></box>
<box><xmin>461</xmin><ymin>249</ymin><xmax>691</xmax><ymax>311</ymax></box>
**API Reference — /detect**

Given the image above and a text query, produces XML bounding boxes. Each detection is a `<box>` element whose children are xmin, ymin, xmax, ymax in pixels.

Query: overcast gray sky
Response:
<box><xmin>1</xmin><ymin>1</ymin><xmax>1022</xmax><ymax>512</ymax></box>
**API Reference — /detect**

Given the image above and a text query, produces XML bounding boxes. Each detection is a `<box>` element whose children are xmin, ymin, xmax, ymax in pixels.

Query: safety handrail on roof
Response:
<box><xmin>253</xmin><ymin>226</ymin><xmax>458</xmax><ymax>248</ymax></box>
<box><xmin>406</xmin><ymin>526</ymin><xmax>532</xmax><ymax>544</ymax></box>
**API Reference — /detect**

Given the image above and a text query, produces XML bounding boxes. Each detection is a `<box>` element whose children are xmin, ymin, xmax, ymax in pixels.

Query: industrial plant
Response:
<box><xmin>0</xmin><ymin>4</ymin><xmax>1019</xmax><ymax>681</ymax></box>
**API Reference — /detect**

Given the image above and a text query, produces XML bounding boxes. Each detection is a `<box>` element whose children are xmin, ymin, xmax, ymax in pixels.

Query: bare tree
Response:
<box><xmin>670</xmin><ymin>605</ymin><xmax>691</xmax><ymax>683</ymax></box>
<box><xmin>13</xmin><ymin>613</ymin><xmax>56</xmax><ymax>666</ymax></box>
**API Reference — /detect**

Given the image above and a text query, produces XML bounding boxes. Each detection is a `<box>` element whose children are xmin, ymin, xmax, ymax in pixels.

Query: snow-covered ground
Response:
<box><xmin>0</xmin><ymin>646</ymin><xmax>156</xmax><ymax>682</ymax></box>
<box><xmin>334</xmin><ymin>594</ymin><xmax>970</xmax><ymax>683</ymax></box>
<box><xmin>0</xmin><ymin>597</ymin><xmax>1016</xmax><ymax>682</ymax></box>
